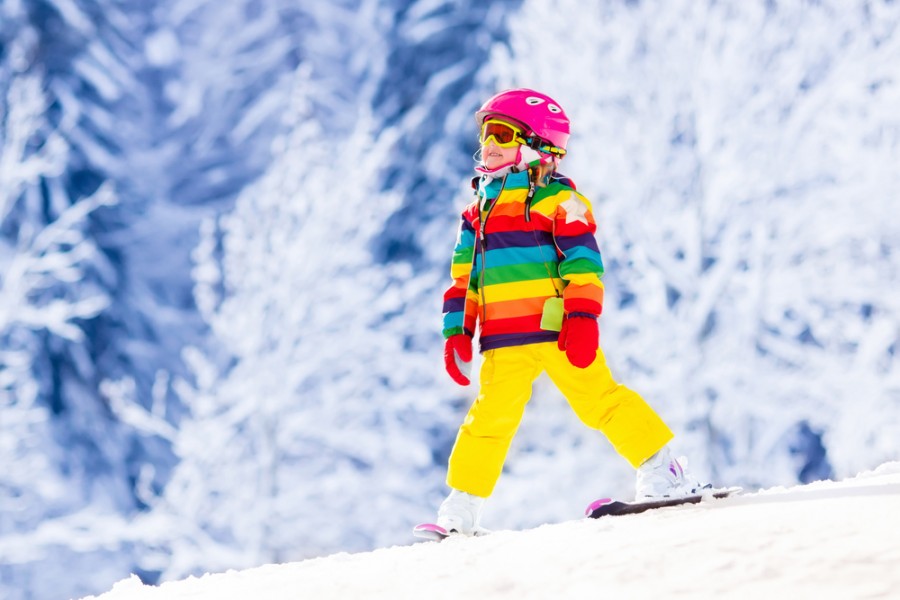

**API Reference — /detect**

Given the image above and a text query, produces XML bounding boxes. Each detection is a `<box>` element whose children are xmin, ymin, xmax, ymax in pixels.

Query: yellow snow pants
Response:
<box><xmin>446</xmin><ymin>342</ymin><xmax>674</xmax><ymax>498</ymax></box>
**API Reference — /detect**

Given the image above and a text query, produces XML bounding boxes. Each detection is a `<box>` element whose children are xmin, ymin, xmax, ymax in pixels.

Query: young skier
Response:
<box><xmin>436</xmin><ymin>88</ymin><xmax>701</xmax><ymax>535</ymax></box>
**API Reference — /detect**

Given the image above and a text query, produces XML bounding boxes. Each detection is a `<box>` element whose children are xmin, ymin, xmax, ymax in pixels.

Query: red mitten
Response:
<box><xmin>557</xmin><ymin>314</ymin><xmax>599</xmax><ymax>368</ymax></box>
<box><xmin>444</xmin><ymin>334</ymin><xmax>473</xmax><ymax>386</ymax></box>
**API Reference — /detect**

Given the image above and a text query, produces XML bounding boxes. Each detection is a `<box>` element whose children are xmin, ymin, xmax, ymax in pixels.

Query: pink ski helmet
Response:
<box><xmin>475</xmin><ymin>88</ymin><xmax>570</xmax><ymax>153</ymax></box>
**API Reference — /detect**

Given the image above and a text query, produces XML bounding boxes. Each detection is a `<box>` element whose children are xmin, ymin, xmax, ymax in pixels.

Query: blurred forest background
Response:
<box><xmin>1</xmin><ymin>1</ymin><xmax>898</xmax><ymax>598</ymax></box>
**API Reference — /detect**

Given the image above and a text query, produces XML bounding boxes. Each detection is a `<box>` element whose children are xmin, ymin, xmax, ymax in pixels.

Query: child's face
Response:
<box><xmin>481</xmin><ymin>140</ymin><xmax>520</xmax><ymax>171</ymax></box>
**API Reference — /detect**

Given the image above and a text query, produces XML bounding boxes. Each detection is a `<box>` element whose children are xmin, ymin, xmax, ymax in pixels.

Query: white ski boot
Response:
<box><xmin>635</xmin><ymin>447</ymin><xmax>702</xmax><ymax>500</ymax></box>
<box><xmin>436</xmin><ymin>489</ymin><xmax>486</xmax><ymax>535</ymax></box>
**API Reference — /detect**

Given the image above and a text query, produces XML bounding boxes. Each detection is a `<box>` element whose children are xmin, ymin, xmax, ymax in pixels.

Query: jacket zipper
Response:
<box><xmin>477</xmin><ymin>175</ymin><xmax>507</xmax><ymax>323</ymax></box>
<box><xmin>525</xmin><ymin>180</ymin><xmax>562</xmax><ymax>299</ymax></box>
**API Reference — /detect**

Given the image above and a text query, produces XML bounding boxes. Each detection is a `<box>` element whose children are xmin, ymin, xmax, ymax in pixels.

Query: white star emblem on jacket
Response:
<box><xmin>560</xmin><ymin>193</ymin><xmax>589</xmax><ymax>225</ymax></box>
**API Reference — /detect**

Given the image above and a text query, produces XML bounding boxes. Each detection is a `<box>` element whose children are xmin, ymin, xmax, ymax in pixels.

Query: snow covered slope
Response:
<box><xmin>84</xmin><ymin>462</ymin><xmax>900</xmax><ymax>600</ymax></box>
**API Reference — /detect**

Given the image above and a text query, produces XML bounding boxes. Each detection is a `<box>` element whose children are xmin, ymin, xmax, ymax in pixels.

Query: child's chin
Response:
<box><xmin>483</xmin><ymin>158</ymin><xmax>508</xmax><ymax>169</ymax></box>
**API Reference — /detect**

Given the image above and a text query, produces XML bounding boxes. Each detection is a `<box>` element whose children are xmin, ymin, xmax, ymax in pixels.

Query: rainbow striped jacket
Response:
<box><xmin>442</xmin><ymin>170</ymin><xmax>605</xmax><ymax>351</ymax></box>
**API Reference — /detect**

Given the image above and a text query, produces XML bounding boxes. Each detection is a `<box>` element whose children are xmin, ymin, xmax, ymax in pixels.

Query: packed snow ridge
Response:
<box><xmin>86</xmin><ymin>462</ymin><xmax>900</xmax><ymax>600</ymax></box>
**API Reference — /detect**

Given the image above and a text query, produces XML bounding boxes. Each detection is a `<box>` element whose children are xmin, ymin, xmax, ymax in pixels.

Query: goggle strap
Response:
<box><xmin>525</xmin><ymin>136</ymin><xmax>566</xmax><ymax>156</ymax></box>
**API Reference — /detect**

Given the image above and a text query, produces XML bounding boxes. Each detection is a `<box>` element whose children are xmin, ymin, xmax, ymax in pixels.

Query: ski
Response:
<box><xmin>586</xmin><ymin>486</ymin><xmax>742</xmax><ymax>519</ymax></box>
<box><xmin>412</xmin><ymin>523</ymin><xmax>492</xmax><ymax>541</ymax></box>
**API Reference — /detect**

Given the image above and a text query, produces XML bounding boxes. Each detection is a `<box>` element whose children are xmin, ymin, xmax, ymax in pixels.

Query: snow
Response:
<box><xmin>144</xmin><ymin>28</ymin><xmax>180</xmax><ymax>68</ymax></box>
<box><xmin>83</xmin><ymin>462</ymin><xmax>900</xmax><ymax>599</ymax></box>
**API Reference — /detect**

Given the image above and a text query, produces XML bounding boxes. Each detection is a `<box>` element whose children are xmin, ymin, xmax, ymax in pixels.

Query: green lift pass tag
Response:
<box><xmin>540</xmin><ymin>297</ymin><xmax>564</xmax><ymax>332</ymax></box>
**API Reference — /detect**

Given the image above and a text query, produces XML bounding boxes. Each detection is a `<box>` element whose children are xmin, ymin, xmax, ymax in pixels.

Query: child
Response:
<box><xmin>436</xmin><ymin>88</ymin><xmax>700</xmax><ymax>535</ymax></box>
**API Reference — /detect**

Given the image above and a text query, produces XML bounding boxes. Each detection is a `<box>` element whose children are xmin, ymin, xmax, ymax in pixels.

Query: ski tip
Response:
<box><xmin>413</xmin><ymin>523</ymin><xmax>449</xmax><ymax>541</ymax></box>
<box><xmin>585</xmin><ymin>498</ymin><xmax>613</xmax><ymax>516</ymax></box>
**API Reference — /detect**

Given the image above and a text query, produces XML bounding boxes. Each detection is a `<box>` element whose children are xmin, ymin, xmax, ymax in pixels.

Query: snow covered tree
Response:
<box><xmin>0</xmin><ymin>11</ymin><xmax>132</xmax><ymax>596</ymax></box>
<box><xmin>494</xmin><ymin>0</ymin><xmax>900</xmax><ymax>490</ymax></box>
<box><xmin>140</xmin><ymin>0</ymin><xmax>524</xmax><ymax>580</ymax></box>
<box><xmin>1</xmin><ymin>0</ymin><xmax>306</xmax><ymax>597</ymax></box>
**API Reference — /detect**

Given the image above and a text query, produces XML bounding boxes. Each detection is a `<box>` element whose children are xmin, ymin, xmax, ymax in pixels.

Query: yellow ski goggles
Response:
<box><xmin>479</xmin><ymin>119</ymin><xmax>526</xmax><ymax>148</ymax></box>
<box><xmin>480</xmin><ymin>118</ymin><xmax>567</xmax><ymax>157</ymax></box>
